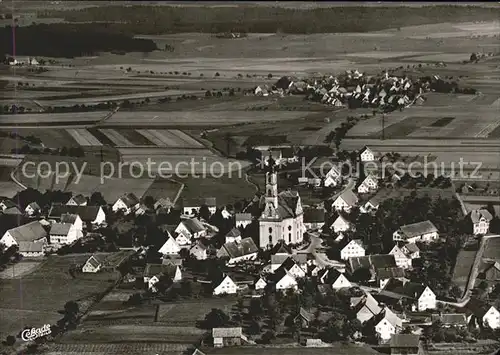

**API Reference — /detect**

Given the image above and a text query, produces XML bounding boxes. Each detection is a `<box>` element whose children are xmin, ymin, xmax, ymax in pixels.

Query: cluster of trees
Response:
<box><xmin>40</xmin><ymin>5</ymin><xmax>500</xmax><ymax>34</ymax></box>
<box><xmin>11</xmin><ymin>145</ymin><xmax>85</xmax><ymax>157</ymax></box>
<box><xmin>324</xmin><ymin>116</ymin><xmax>361</xmax><ymax>148</ymax></box>
<box><xmin>426</xmin><ymin>77</ymin><xmax>477</xmax><ymax>95</ymax></box>
<box><xmin>0</xmin><ymin>244</ymin><xmax>21</xmax><ymax>271</ymax></box>
<box><xmin>0</xmin><ymin>24</ymin><xmax>157</xmax><ymax>58</ymax></box>
<box><xmin>393</xmin><ymin>173</ymin><xmax>452</xmax><ymax>189</ymax></box>
<box><xmin>0</xmin><ymin>131</ymin><xmax>42</xmax><ymax>145</ymax></box>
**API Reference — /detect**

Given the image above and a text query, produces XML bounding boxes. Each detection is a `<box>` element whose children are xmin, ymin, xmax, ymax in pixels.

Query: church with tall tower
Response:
<box><xmin>258</xmin><ymin>157</ymin><xmax>305</xmax><ymax>248</ymax></box>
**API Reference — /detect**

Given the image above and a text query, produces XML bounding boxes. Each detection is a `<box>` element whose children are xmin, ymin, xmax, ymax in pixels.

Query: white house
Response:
<box><xmin>143</xmin><ymin>263</ymin><xmax>182</xmax><ymax>291</ymax></box>
<box><xmin>357</xmin><ymin>174</ymin><xmax>379</xmax><ymax>194</ymax></box>
<box><xmin>154</xmin><ymin>198</ymin><xmax>174</xmax><ymax>212</ymax></box>
<box><xmin>374</xmin><ymin>308</ymin><xmax>403</xmax><ymax>341</ymax></box>
<box><xmin>217</xmin><ymin>237</ymin><xmax>258</xmax><ymax>265</ymax></box>
<box><xmin>470</xmin><ymin>209</ymin><xmax>493</xmax><ymax>236</ymax></box>
<box><xmin>377</xmin><ymin>267</ymin><xmax>407</xmax><ymax>289</ymax></box>
<box><xmin>352</xmin><ymin>292</ymin><xmax>382</xmax><ymax>324</ymax></box>
<box><xmin>66</xmin><ymin>194</ymin><xmax>87</xmax><ymax>206</ymax></box>
<box><xmin>213</xmin><ymin>275</ymin><xmax>238</xmax><ymax>295</ymax></box>
<box><xmin>190</xmin><ymin>242</ymin><xmax>208</xmax><ymax>260</ymax></box>
<box><xmin>255</xmin><ymin>276</ymin><xmax>268</xmax><ymax>291</ymax></box>
<box><xmin>467</xmin><ymin>300</ymin><xmax>500</xmax><ymax>330</ymax></box>
<box><xmin>407</xmin><ymin>284</ymin><xmax>437</xmax><ymax>311</ymax></box>
<box><xmin>17</xmin><ymin>241</ymin><xmax>44</xmax><ymax>257</ymax></box>
<box><xmin>402</xmin><ymin>243</ymin><xmax>420</xmax><ymax>260</ymax></box>
<box><xmin>270</xmin><ymin>268</ymin><xmax>298</xmax><ymax>291</ymax></box>
<box><xmin>82</xmin><ymin>255</ymin><xmax>105</xmax><ymax>273</ymax></box>
<box><xmin>389</xmin><ymin>245</ymin><xmax>412</xmax><ymax>269</ymax></box>
<box><xmin>24</xmin><ymin>202</ymin><xmax>41</xmax><ymax>216</ymax></box>
<box><xmin>332</xmin><ymin>190</ymin><xmax>358</xmax><ymax>212</ymax></box>
<box><xmin>360</xmin><ymin>199</ymin><xmax>380</xmax><ymax>214</ymax></box>
<box><xmin>112</xmin><ymin>193</ymin><xmax>140</xmax><ymax>215</ymax></box>
<box><xmin>0</xmin><ymin>221</ymin><xmax>48</xmax><ymax>248</ymax></box>
<box><xmin>235</xmin><ymin>213</ymin><xmax>252</xmax><ymax>229</ymax></box>
<box><xmin>331</xmin><ymin>215</ymin><xmax>352</xmax><ymax>234</ymax></box>
<box><xmin>224</xmin><ymin>228</ymin><xmax>242</xmax><ymax>244</ymax></box>
<box><xmin>49</xmin><ymin>222</ymin><xmax>83</xmax><ymax>245</ymax></box>
<box><xmin>324</xmin><ymin>165</ymin><xmax>342</xmax><ymax>188</ymax></box>
<box><xmin>61</xmin><ymin>213</ymin><xmax>84</xmax><ymax>232</ymax></box>
<box><xmin>317</xmin><ymin>268</ymin><xmax>352</xmax><ymax>289</ymax></box>
<box><xmin>279</xmin><ymin>257</ymin><xmax>307</xmax><ymax>279</ymax></box>
<box><xmin>393</xmin><ymin>220</ymin><xmax>438</xmax><ymax>243</ymax></box>
<box><xmin>341</xmin><ymin>239</ymin><xmax>365</xmax><ymax>260</ymax></box>
<box><xmin>175</xmin><ymin>218</ymin><xmax>207</xmax><ymax>240</ymax></box>
<box><xmin>48</xmin><ymin>205</ymin><xmax>106</xmax><ymax>226</ymax></box>
<box><xmin>359</xmin><ymin>146</ymin><xmax>376</xmax><ymax>162</ymax></box>
<box><xmin>158</xmin><ymin>236</ymin><xmax>181</xmax><ymax>256</ymax></box>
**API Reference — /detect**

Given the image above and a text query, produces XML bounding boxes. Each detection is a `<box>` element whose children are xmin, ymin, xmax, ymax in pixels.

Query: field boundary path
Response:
<box><xmin>10</xmin><ymin>162</ymin><xmax>27</xmax><ymax>190</ymax></box>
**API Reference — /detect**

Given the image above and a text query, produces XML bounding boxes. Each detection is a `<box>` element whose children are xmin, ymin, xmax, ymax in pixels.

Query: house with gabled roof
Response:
<box><xmin>384</xmin><ymin>279</ymin><xmax>436</xmax><ymax>311</ymax></box>
<box><xmin>112</xmin><ymin>193</ymin><xmax>140</xmax><ymax>215</ymax></box>
<box><xmin>332</xmin><ymin>190</ymin><xmax>358</xmax><ymax>212</ymax></box>
<box><xmin>389</xmin><ymin>245</ymin><xmax>412</xmax><ymax>269</ymax></box>
<box><xmin>268</xmin><ymin>267</ymin><xmax>298</xmax><ymax>292</ymax></box>
<box><xmin>393</xmin><ymin>220</ymin><xmax>438</xmax><ymax>243</ymax></box>
<box><xmin>212</xmin><ymin>274</ymin><xmax>238</xmax><ymax>295</ymax></box>
<box><xmin>430</xmin><ymin>313</ymin><xmax>467</xmax><ymax>328</ymax></box>
<box><xmin>477</xmin><ymin>259</ymin><xmax>500</xmax><ymax>282</ymax></box>
<box><xmin>278</xmin><ymin>257</ymin><xmax>307</xmax><ymax>279</ymax></box>
<box><xmin>0</xmin><ymin>221</ymin><xmax>48</xmax><ymax>248</ymax></box>
<box><xmin>82</xmin><ymin>255</ymin><xmax>105</xmax><ymax>273</ymax></box>
<box><xmin>357</xmin><ymin>174</ymin><xmax>379</xmax><ymax>194</ymax></box>
<box><xmin>469</xmin><ymin>209</ymin><xmax>493</xmax><ymax>235</ymax></box>
<box><xmin>2</xmin><ymin>206</ymin><xmax>22</xmax><ymax>216</ymax></box>
<box><xmin>294</xmin><ymin>307</ymin><xmax>314</xmax><ymax>328</ymax></box>
<box><xmin>332</xmin><ymin>214</ymin><xmax>352</xmax><ymax>234</ymax></box>
<box><xmin>317</xmin><ymin>268</ymin><xmax>352</xmax><ymax>289</ymax></box>
<box><xmin>48</xmin><ymin>205</ymin><xmax>106</xmax><ymax>226</ymax></box>
<box><xmin>182</xmin><ymin>197</ymin><xmax>217</xmax><ymax>217</ymax></box>
<box><xmin>270</xmin><ymin>253</ymin><xmax>307</xmax><ymax>272</ymax></box>
<box><xmin>401</xmin><ymin>243</ymin><xmax>420</xmax><ymax>260</ymax></box>
<box><xmin>49</xmin><ymin>222</ymin><xmax>83</xmax><ymax>245</ymax></box>
<box><xmin>341</xmin><ymin>239</ymin><xmax>365</xmax><ymax>260</ymax></box>
<box><xmin>376</xmin><ymin>267</ymin><xmax>407</xmax><ymax>289</ymax></box>
<box><xmin>158</xmin><ymin>236</ymin><xmax>181</xmax><ymax>256</ymax></box>
<box><xmin>360</xmin><ymin>146</ymin><xmax>376</xmax><ymax>162</ymax></box>
<box><xmin>18</xmin><ymin>241</ymin><xmax>44</xmax><ymax>257</ymax></box>
<box><xmin>66</xmin><ymin>194</ymin><xmax>87</xmax><ymax>206</ymax></box>
<box><xmin>374</xmin><ymin>307</ymin><xmax>404</xmax><ymax>341</ymax></box>
<box><xmin>360</xmin><ymin>199</ymin><xmax>380</xmax><ymax>214</ymax></box>
<box><xmin>348</xmin><ymin>254</ymin><xmax>397</xmax><ymax>279</ymax></box>
<box><xmin>389</xmin><ymin>334</ymin><xmax>421</xmax><ymax>355</ymax></box>
<box><xmin>224</xmin><ymin>227</ymin><xmax>242</xmax><ymax>244</ymax></box>
<box><xmin>190</xmin><ymin>242</ymin><xmax>208</xmax><ymax>260</ymax></box>
<box><xmin>212</xmin><ymin>327</ymin><xmax>248</xmax><ymax>347</ymax></box>
<box><xmin>154</xmin><ymin>197</ymin><xmax>174</xmax><ymax>212</ymax></box>
<box><xmin>270</xmin><ymin>240</ymin><xmax>292</xmax><ymax>256</ymax></box>
<box><xmin>0</xmin><ymin>199</ymin><xmax>17</xmax><ymax>212</ymax></box>
<box><xmin>303</xmin><ymin>207</ymin><xmax>325</xmax><ymax>231</ymax></box>
<box><xmin>217</xmin><ymin>237</ymin><xmax>258</xmax><ymax>265</ymax></box>
<box><xmin>143</xmin><ymin>263</ymin><xmax>182</xmax><ymax>291</ymax></box>
<box><xmin>25</xmin><ymin>202</ymin><xmax>41</xmax><ymax>216</ymax></box>
<box><xmin>175</xmin><ymin>218</ymin><xmax>207</xmax><ymax>240</ymax></box>
<box><xmin>465</xmin><ymin>298</ymin><xmax>500</xmax><ymax>329</ymax></box>
<box><xmin>235</xmin><ymin>213</ymin><xmax>252</xmax><ymax>229</ymax></box>
<box><xmin>324</xmin><ymin>165</ymin><xmax>342</xmax><ymax>188</ymax></box>
<box><xmin>352</xmin><ymin>292</ymin><xmax>383</xmax><ymax>324</ymax></box>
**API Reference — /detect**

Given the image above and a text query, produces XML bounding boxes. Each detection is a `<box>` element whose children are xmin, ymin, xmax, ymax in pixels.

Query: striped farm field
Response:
<box><xmin>99</xmin><ymin>129</ymin><xmax>134</xmax><ymax>147</ymax></box>
<box><xmin>66</xmin><ymin>128</ymin><xmax>103</xmax><ymax>146</ymax></box>
<box><xmin>0</xmin><ymin>112</ymin><xmax>106</xmax><ymax>127</ymax></box>
<box><xmin>119</xmin><ymin>129</ymin><xmax>156</xmax><ymax>146</ymax></box>
<box><xmin>136</xmin><ymin>129</ymin><xmax>204</xmax><ymax>148</ymax></box>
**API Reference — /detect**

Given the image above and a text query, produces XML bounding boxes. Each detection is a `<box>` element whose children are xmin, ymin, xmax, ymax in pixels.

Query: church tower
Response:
<box><xmin>261</xmin><ymin>155</ymin><xmax>279</xmax><ymax>219</ymax></box>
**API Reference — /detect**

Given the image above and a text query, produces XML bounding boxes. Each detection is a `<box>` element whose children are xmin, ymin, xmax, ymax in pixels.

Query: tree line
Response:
<box><xmin>39</xmin><ymin>5</ymin><xmax>500</xmax><ymax>35</ymax></box>
<box><xmin>0</xmin><ymin>24</ymin><xmax>157</xmax><ymax>58</ymax></box>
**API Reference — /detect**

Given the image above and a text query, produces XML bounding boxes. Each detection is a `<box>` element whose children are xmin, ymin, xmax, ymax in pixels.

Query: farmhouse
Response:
<box><xmin>255</xmin><ymin>276</ymin><xmax>268</xmax><ymax>290</ymax></box>
<box><xmin>332</xmin><ymin>190</ymin><xmax>359</xmax><ymax>212</ymax></box>
<box><xmin>9</xmin><ymin>56</ymin><xmax>39</xmax><ymax>65</ymax></box>
<box><xmin>190</xmin><ymin>242</ymin><xmax>208</xmax><ymax>260</ymax></box>
<box><xmin>360</xmin><ymin>146</ymin><xmax>376</xmax><ymax>162</ymax></box>
<box><xmin>469</xmin><ymin>209</ymin><xmax>493</xmax><ymax>235</ymax></box>
<box><xmin>278</xmin><ymin>257</ymin><xmax>307</xmax><ymax>279</ymax></box>
<box><xmin>389</xmin><ymin>245</ymin><xmax>412</xmax><ymax>269</ymax></box>
<box><xmin>143</xmin><ymin>263</ymin><xmax>182</xmax><ymax>290</ymax></box>
<box><xmin>360</xmin><ymin>199</ymin><xmax>380</xmax><ymax>214</ymax></box>
<box><xmin>317</xmin><ymin>268</ymin><xmax>352</xmax><ymax>289</ymax></box>
<box><xmin>224</xmin><ymin>228</ymin><xmax>242</xmax><ymax>244</ymax></box>
<box><xmin>374</xmin><ymin>308</ymin><xmax>404</xmax><ymax>342</ymax></box>
<box><xmin>25</xmin><ymin>202</ymin><xmax>41</xmax><ymax>216</ymax></box>
<box><xmin>2</xmin><ymin>206</ymin><xmax>22</xmax><ymax>216</ymax></box>
<box><xmin>176</xmin><ymin>218</ymin><xmax>207</xmax><ymax>240</ymax></box>
<box><xmin>212</xmin><ymin>327</ymin><xmax>247</xmax><ymax>348</ymax></box>
<box><xmin>393</xmin><ymin>220</ymin><xmax>438</xmax><ymax>243</ymax></box>
<box><xmin>341</xmin><ymin>239</ymin><xmax>365</xmax><ymax>260</ymax></box>
<box><xmin>60</xmin><ymin>213</ymin><xmax>84</xmax><ymax>231</ymax></box>
<box><xmin>82</xmin><ymin>255</ymin><xmax>105</xmax><ymax>273</ymax></box>
<box><xmin>217</xmin><ymin>237</ymin><xmax>258</xmax><ymax>265</ymax></box>
<box><xmin>270</xmin><ymin>252</ymin><xmax>307</xmax><ymax>271</ymax></box>
<box><xmin>154</xmin><ymin>197</ymin><xmax>174</xmax><ymax>212</ymax></box>
<box><xmin>430</xmin><ymin>313</ymin><xmax>468</xmax><ymax>328</ymax></box>
<box><xmin>268</xmin><ymin>268</ymin><xmax>298</xmax><ymax>291</ymax></box>
<box><xmin>389</xmin><ymin>334</ymin><xmax>421</xmax><ymax>355</ymax></box>
<box><xmin>384</xmin><ymin>280</ymin><xmax>437</xmax><ymax>311</ymax></box>
<box><xmin>0</xmin><ymin>221</ymin><xmax>48</xmax><ymax>248</ymax></box>
<box><xmin>112</xmin><ymin>193</ymin><xmax>140</xmax><ymax>215</ymax></box>
<box><xmin>258</xmin><ymin>162</ymin><xmax>304</xmax><ymax>248</ymax></box>
<box><xmin>332</xmin><ymin>215</ymin><xmax>352</xmax><ymax>234</ymax></box>
<box><xmin>48</xmin><ymin>205</ymin><xmax>106</xmax><ymax>226</ymax></box>
<box><xmin>348</xmin><ymin>254</ymin><xmax>397</xmax><ymax>278</ymax></box>
<box><xmin>1</xmin><ymin>199</ymin><xmax>18</xmax><ymax>211</ymax></box>
<box><xmin>466</xmin><ymin>298</ymin><xmax>500</xmax><ymax>329</ymax></box>
<box><xmin>158</xmin><ymin>236</ymin><xmax>181</xmax><ymax>256</ymax></box>
<box><xmin>401</xmin><ymin>243</ymin><xmax>420</xmax><ymax>260</ymax></box>
<box><xmin>357</xmin><ymin>174</ymin><xmax>379</xmax><ymax>194</ymax></box>
<box><xmin>352</xmin><ymin>292</ymin><xmax>383</xmax><ymax>324</ymax></box>
<box><xmin>303</xmin><ymin>208</ymin><xmax>325</xmax><ymax>231</ymax></box>
<box><xmin>66</xmin><ymin>194</ymin><xmax>87</xmax><ymax>206</ymax></box>
<box><xmin>213</xmin><ymin>274</ymin><xmax>238</xmax><ymax>295</ymax></box>
<box><xmin>18</xmin><ymin>241</ymin><xmax>44</xmax><ymax>257</ymax></box>
<box><xmin>49</xmin><ymin>222</ymin><xmax>83</xmax><ymax>245</ymax></box>
<box><xmin>182</xmin><ymin>197</ymin><xmax>217</xmax><ymax>217</ymax></box>
<box><xmin>324</xmin><ymin>165</ymin><xmax>342</xmax><ymax>188</ymax></box>
<box><xmin>235</xmin><ymin>213</ymin><xmax>252</xmax><ymax>229</ymax></box>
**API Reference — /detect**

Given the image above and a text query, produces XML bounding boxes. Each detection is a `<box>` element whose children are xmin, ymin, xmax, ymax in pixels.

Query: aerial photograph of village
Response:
<box><xmin>0</xmin><ymin>1</ymin><xmax>500</xmax><ymax>354</ymax></box>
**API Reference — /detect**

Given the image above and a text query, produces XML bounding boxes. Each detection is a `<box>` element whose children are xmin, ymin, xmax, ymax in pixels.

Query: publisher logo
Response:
<box><xmin>21</xmin><ymin>324</ymin><xmax>51</xmax><ymax>341</ymax></box>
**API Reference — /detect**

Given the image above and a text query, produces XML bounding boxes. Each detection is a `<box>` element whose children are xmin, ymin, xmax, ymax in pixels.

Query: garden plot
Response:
<box><xmin>370</xmin><ymin>116</ymin><xmax>439</xmax><ymax>139</ymax></box>
<box><xmin>99</xmin><ymin>129</ymin><xmax>134</xmax><ymax>147</ymax></box>
<box><xmin>66</xmin><ymin>128</ymin><xmax>103</xmax><ymax>146</ymax></box>
<box><xmin>53</xmin><ymin>90</ymin><xmax>205</xmax><ymax>104</ymax></box>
